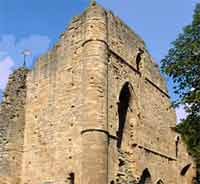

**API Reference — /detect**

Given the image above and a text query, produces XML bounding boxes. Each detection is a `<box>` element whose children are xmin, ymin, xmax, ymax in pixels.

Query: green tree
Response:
<box><xmin>161</xmin><ymin>3</ymin><xmax>200</xmax><ymax>182</ymax></box>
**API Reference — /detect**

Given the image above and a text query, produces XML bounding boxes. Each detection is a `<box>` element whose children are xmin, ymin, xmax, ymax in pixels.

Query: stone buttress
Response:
<box><xmin>80</xmin><ymin>3</ymin><xmax>109</xmax><ymax>184</ymax></box>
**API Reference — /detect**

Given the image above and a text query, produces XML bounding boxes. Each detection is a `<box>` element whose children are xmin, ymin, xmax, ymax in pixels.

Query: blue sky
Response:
<box><xmin>0</xmin><ymin>0</ymin><xmax>199</xmax><ymax>121</ymax></box>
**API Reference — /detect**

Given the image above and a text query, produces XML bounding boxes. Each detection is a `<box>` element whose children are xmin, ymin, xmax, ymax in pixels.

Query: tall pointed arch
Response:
<box><xmin>138</xmin><ymin>168</ymin><xmax>152</xmax><ymax>184</ymax></box>
<box><xmin>117</xmin><ymin>82</ymin><xmax>132</xmax><ymax>148</ymax></box>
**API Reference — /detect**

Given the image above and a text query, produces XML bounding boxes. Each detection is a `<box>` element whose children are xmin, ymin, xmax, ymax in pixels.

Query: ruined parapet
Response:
<box><xmin>0</xmin><ymin>68</ymin><xmax>29</xmax><ymax>184</ymax></box>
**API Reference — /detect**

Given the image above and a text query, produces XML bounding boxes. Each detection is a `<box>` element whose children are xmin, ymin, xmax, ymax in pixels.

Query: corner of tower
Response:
<box><xmin>81</xmin><ymin>1</ymin><xmax>108</xmax><ymax>47</ymax></box>
<box><xmin>87</xmin><ymin>0</ymin><xmax>106</xmax><ymax>13</ymax></box>
<box><xmin>89</xmin><ymin>0</ymin><xmax>97</xmax><ymax>6</ymax></box>
<box><xmin>57</xmin><ymin>0</ymin><xmax>109</xmax><ymax>50</ymax></box>
<box><xmin>84</xmin><ymin>0</ymin><xmax>107</xmax><ymax>22</ymax></box>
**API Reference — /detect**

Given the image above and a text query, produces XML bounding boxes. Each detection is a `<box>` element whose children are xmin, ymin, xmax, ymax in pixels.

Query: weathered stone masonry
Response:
<box><xmin>0</xmin><ymin>68</ymin><xmax>29</xmax><ymax>184</ymax></box>
<box><xmin>0</xmin><ymin>2</ymin><xmax>197</xmax><ymax>184</ymax></box>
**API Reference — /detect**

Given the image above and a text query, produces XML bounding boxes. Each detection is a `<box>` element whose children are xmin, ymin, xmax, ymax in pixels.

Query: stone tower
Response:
<box><xmin>0</xmin><ymin>2</ymin><xmax>196</xmax><ymax>184</ymax></box>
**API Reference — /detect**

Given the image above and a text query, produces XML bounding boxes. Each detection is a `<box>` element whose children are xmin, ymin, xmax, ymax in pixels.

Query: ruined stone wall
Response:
<box><xmin>0</xmin><ymin>2</ymin><xmax>195</xmax><ymax>184</ymax></box>
<box><xmin>21</xmin><ymin>3</ymin><xmax>109</xmax><ymax>184</ymax></box>
<box><xmin>105</xmin><ymin>7</ymin><xmax>196</xmax><ymax>184</ymax></box>
<box><xmin>20</xmin><ymin>16</ymin><xmax>85</xmax><ymax>184</ymax></box>
<box><xmin>0</xmin><ymin>68</ymin><xmax>28</xmax><ymax>184</ymax></box>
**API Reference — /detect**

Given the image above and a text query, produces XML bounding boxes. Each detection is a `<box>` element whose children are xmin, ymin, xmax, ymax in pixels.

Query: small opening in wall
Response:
<box><xmin>119</xmin><ymin>158</ymin><xmax>125</xmax><ymax>167</ymax></box>
<box><xmin>156</xmin><ymin>179</ymin><xmax>164</xmax><ymax>184</ymax></box>
<box><xmin>68</xmin><ymin>173</ymin><xmax>75</xmax><ymax>184</ymax></box>
<box><xmin>132</xmin><ymin>144</ymin><xmax>137</xmax><ymax>148</ymax></box>
<box><xmin>180</xmin><ymin>164</ymin><xmax>191</xmax><ymax>176</ymax></box>
<box><xmin>175</xmin><ymin>136</ymin><xmax>180</xmax><ymax>158</ymax></box>
<box><xmin>136</xmin><ymin>49</ymin><xmax>144</xmax><ymax>71</ymax></box>
<box><xmin>138</xmin><ymin>168</ymin><xmax>152</xmax><ymax>184</ymax></box>
<box><xmin>110</xmin><ymin>181</ymin><xmax>115</xmax><ymax>184</ymax></box>
<box><xmin>117</xmin><ymin>82</ymin><xmax>131</xmax><ymax>148</ymax></box>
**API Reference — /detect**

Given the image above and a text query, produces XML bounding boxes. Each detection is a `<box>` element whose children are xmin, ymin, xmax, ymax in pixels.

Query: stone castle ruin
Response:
<box><xmin>0</xmin><ymin>2</ymin><xmax>197</xmax><ymax>184</ymax></box>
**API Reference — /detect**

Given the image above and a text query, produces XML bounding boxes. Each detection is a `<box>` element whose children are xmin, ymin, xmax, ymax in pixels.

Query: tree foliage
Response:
<box><xmin>161</xmin><ymin>2</ymin><xmax>200</xmax><ymax>174</ymax></box>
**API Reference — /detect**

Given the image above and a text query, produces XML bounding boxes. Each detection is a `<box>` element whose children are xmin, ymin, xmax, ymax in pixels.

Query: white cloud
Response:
<box><xmin>0</xmin><ymin>34</ymin><xmax>50</xmax><ymax>91</ymax></box>
<box><xmin>175</xmin><ymin>105</ymin><xmax>188</xmax><ymax>123</ymax></box>
<box><xmin>0</xmin><ymin>34</ymin><xmax>50</xmax><ymax>66</ymax></box>
<box><xmin>0</xmin><ymin>56</ymin><xmax>15</xmax><ymax>90</ymax></box>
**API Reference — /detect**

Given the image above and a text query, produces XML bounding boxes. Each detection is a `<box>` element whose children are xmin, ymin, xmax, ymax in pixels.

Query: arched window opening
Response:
<box><xmin>138</xmin><ymin>168</ymin><xmax>152</xmax><ymax>184</ymax></box>
<box><xmin>136</xmin><ymin>49</ymin><xmax>144</xmax><ymax>71</ymax></box>
<box><xmin>156</xmin><ymin>179</ymin><xmax>164</xmax><ymax>184</ymax></box>
<box><xmin>117</xmin><ymin>82</ymin><xmax>131</xmax><ymax>148</ymax></box>
<box><xmin>175</xmin><ymin>135</ymin><xmax>180</xmax><ymax>158</ymax></box>
<box><xmin>67</xmin><ymin>173</ymin><xmax>75</xmax><ymax>184</ymax></box>
<box><xmin>180</xmin><ymin>164</ymin><xmax>191</xmax><ymax>176</ymax></box>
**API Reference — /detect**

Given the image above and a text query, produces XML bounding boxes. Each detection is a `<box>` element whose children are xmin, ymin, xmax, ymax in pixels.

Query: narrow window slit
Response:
<box><xmin>117</xmin><ymin>82</ymin><xmax>131</xmax><ymax>148</ymax></box>
<box><xmin>136</xmin><ymin>49</ymin><xmax>144</xmax><ymax>71</ymax></box>
<box><xmin>175</xmin><ymin>136</ymin><xmax>180</xmax><ymax>158</ymax></box>
<box><xmin>68</xmin><ymin>173</ymin><xmax>75</xmax><ymax>184</ymax></box>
